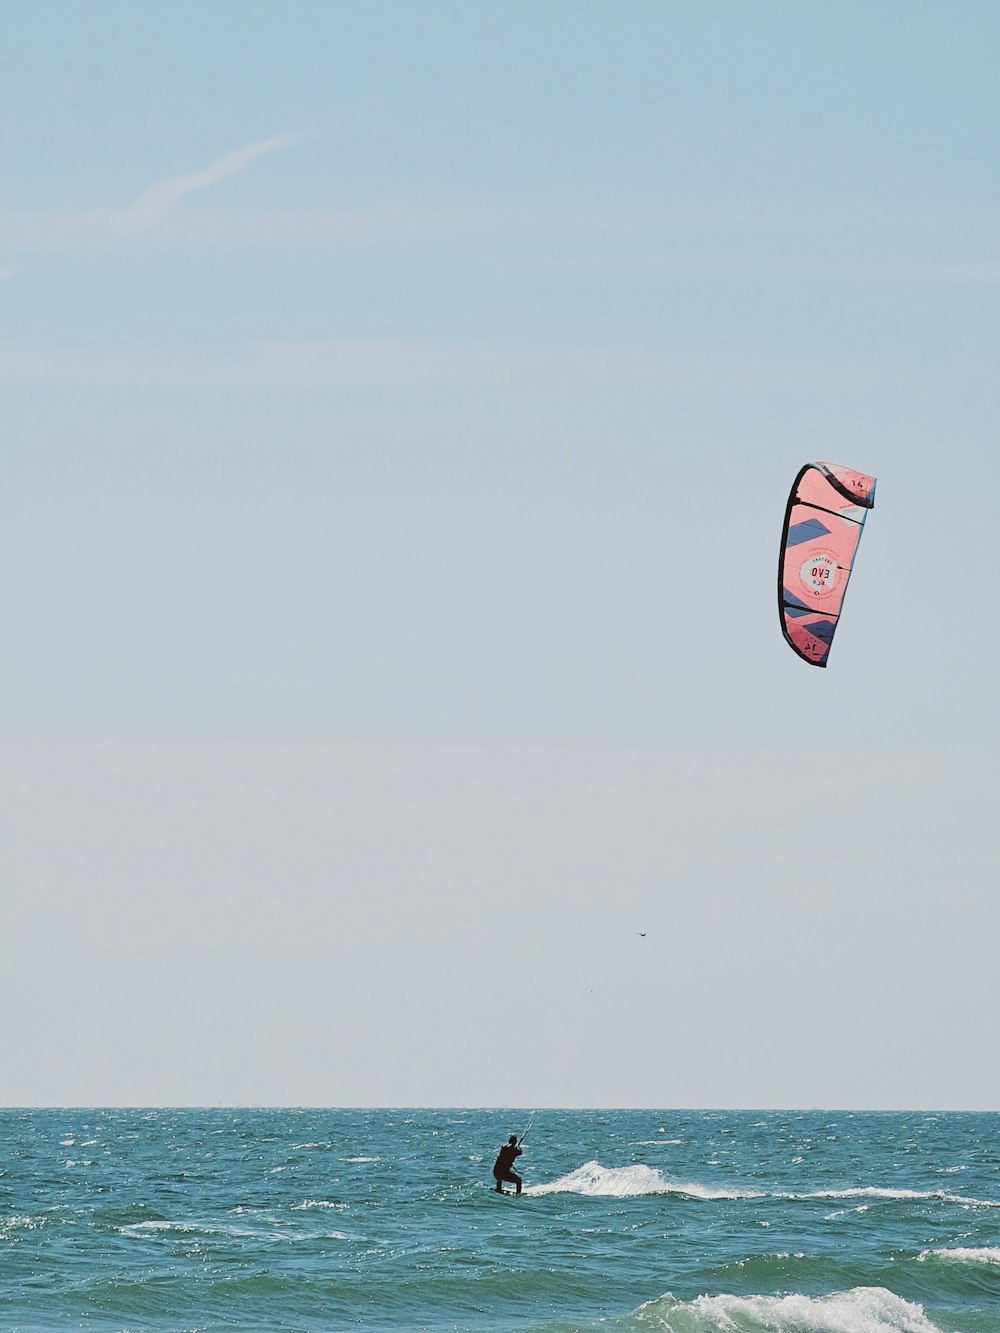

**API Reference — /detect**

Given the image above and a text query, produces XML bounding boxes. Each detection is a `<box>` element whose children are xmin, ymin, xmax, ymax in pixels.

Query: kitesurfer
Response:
<box><xmin>492</xmin><ymin>1134</ymin><xmax>523</xmax><ymax>1194</ymax></box>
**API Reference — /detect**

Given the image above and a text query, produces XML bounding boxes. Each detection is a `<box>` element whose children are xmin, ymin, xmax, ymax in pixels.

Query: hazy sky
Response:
<box><xmin>2</xmin><ymin>1</ymin><xmax>998</xmax><ymax>1108</ymax></box>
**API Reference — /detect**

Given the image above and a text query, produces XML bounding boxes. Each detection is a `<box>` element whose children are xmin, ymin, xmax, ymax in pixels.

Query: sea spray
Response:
<box><xmin>623</xmin><ymin>1287</ymin><xmax>943</xmax><ymax>1332</ymax></box>
<box><xmin>525</xmin><ymin>1160</ymin><xmax>758</xmax><ymax>1199</ymax></box>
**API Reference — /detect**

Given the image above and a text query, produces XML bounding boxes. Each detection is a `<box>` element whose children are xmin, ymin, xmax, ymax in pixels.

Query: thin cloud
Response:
<box><xmin>117</xmin><ymin>132</ymin><xmax>297</xmax><ymax>232</ymax></box>
<box><xmin>927</xmin><ymin>261</ymin><xmax>1000</xmax><ymax>284</ymax></box>
<box><xmin>0</xmin><ymin>205</ymin><xmax>462</xmax><ymax>255</ymax></box>
<box><xmin>0</xmin><ymin>338</ymin><xmax>881</xmax><ymax>394</ymax></box>
<box><xmin>0</xmin><ymin>262</ymin><xmax>16</xmax><ymax>281</ymax></box>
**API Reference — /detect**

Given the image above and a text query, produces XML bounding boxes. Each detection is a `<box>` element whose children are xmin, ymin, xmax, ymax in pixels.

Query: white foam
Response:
<box><xmin>918</xmin><ymin>1246</ymin><xmax>1000</xmax><ymax>1266</ymax></box>
<box><xmin>524</xmin><ymin>1160</ymin><xmax>758</xmax><ymax>1200</ymax></box>
<box><xmin>524</xmin><ymin>1164</ymin><xmax>1000</xmax><ymax>1209</ymax></box>
<box><xmin>792</xmin><ymin>1186</ymin><xmax>1000</xmax><ymax>1208</ymax></box>
<box><xmin>343</xmin><ymin>1155</ymin><xmax>379</xmax><ymax>1163</ymax></box>
<box><xmin>636</xmin><ymin>1286</ymin><xmax>943</xmax><ymax>1332</ymax></box>
<box><xmin>292</xmin><ymin>1199</ymin><xmax>347</xmax><ymax>1211</ymax></box>
<box><xmin>119</xmin><ymin>1220</ymin><xmax>200</xmax><ymax>1236</ymax></box>
<box><xmin>119</xmin><ymin>1219</ymin><xmax>290</xmax><ymax>1242</ymax></box>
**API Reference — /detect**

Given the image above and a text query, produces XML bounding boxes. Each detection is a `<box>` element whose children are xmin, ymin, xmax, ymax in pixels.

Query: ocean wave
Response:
<box><xmin>699</xmin><ymin>1250</ymin><xmax>838</xmax><ymax>1286</ymax></box>
<box><xmin>790</xmin><ymin>1187</ymin><xmax>1000</xmax><ymax>1208</ymax></box>
<box><xmin>524</xmin><ymin>1161</ymin><xmax>757</xmax><ymax>1200</ymax></box>
<box><xmin>918</xmin><ymin>1247</ymin><xmax>1000</xmax><ymax>1266</ymax></box>
<box><xmin>521</xmin><ymin>1162</ymin><xmax>1000</xmax><ymax>1209</ymax></box>
<box><xmin>118</xmin><ymin>1220</ymin><xmax>202</xmax><ymax>1236</ymax></box>
<box><xmin>118</xmin><ymin>1219</ymin><xmax>291</xmax><ymax>1242</ymax></box>
<box><xmin>622</xmin><ymin>1286</ymin><xmax>943</xmax><ymax>1331</ymax></box>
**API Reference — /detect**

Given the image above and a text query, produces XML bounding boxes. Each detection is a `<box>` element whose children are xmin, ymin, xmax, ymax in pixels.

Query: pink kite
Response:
<box><xmin>778</xmin><ymin>462</ymin><xmax>876</xmax><ymax>667</ymax></box>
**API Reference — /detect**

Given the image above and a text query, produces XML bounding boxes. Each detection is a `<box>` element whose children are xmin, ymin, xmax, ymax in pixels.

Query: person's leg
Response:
<box><xmin>494</xmin><ymin>1174</ymin><xmax>504</xmax><ymax>1192</ymax></box>
<box><xmin>511</xmin><ymin>1170</ymin><xmax>522</xmax><ymax>1194</ymax></box>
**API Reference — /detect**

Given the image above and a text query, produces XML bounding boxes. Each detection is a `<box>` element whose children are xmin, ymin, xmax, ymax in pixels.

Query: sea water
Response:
<box><xmin>2</xmin><ymin>1108</ymin><xmax>998</xmax><ymax>1331</ymax></box>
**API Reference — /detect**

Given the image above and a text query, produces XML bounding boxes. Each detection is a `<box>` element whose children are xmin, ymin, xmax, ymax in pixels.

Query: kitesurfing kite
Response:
<box><xmin>778</xmin><ymin>462</ymin><xmax>876</xmax><ymax>667</ymax></box>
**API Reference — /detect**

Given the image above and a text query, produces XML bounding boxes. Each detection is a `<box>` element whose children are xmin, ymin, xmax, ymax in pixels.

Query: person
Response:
<box><xmin>492</xmin><ymin>1134</ymin><xmax>523</xmax><ymax>1194</ymax></box>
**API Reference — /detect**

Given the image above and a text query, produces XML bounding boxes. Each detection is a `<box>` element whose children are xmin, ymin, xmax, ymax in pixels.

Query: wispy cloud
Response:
<box><xmin>0</xmin><ymin>338</ymin><xmax>881</xmax><ymax>394</ymax></box>
<box><xmin>0</xmin><ymin>340</ymin><xmax>513</xmax><ymax>389</ymax></box>
<box><xmin>116</xmin><ymin>132</ymin><xmax>297</xmax><ymax>232</ymax></box>
<box><xmin>0</xmin><ymin>262</ymin><xmax>16</xmax><ymax>281</ymax></box>
<box><xmin>0</xmin><ymin>205</ymin><xmax>462</xmax><ymax>254</ymax></box>
<box><xmin>925</xmin><ymin>261</ymin><xmax>1000</xmax><ymax>284</ymax></box>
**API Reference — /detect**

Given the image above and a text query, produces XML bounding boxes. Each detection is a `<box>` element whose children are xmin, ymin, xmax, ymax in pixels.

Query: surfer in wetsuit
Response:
<box><xmin>493</xmin><ymin>1135</ymin><xmax>523</xmax><ymax>1194</ymax></box>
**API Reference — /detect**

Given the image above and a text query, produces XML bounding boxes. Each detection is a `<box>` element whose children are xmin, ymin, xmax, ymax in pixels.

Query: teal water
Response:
<box><xmin>2</xmin><ymin>1109</ymin><xmax>999</xmax><ymax>1331</ymax></box>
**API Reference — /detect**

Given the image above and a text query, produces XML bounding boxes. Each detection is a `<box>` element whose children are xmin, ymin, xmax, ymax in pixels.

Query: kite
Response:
<box><xmin>778</xmin><ymin>462</ymin><xmax>876</xmax><ymax>667</ymax></box>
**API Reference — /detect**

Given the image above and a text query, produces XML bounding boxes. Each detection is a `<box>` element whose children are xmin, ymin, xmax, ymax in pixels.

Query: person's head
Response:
<box><xmin>508</xmin><ymin>1135</ymin><xmax>517</xmax><ymax>1145</ymax></box>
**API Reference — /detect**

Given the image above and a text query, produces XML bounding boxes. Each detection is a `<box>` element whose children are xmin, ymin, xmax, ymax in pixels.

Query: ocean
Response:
<box><xmin>2</xmin><ymin>1108</ymin><xmax>998</xmax><ymax>1331</ymax></box>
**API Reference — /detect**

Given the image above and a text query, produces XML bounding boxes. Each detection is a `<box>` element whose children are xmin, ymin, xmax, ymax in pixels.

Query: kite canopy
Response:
<box><xmin>778</xmin><ymin>462</ymin><xmax>876</xmax><ymax>667</ymax></box>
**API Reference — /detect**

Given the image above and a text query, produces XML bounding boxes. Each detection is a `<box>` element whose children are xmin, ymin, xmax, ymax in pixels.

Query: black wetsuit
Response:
<box><xmin>492</xmin><ymin>1141</ymin><xmax>522</xmax><ymax>1193</ymax></box>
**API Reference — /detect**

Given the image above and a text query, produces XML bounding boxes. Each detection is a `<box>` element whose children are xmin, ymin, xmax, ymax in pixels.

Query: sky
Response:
<box><xmin>2</xmin><ymin>1</ymin><xmax>999</xmax><ymax>1108</ymax></box>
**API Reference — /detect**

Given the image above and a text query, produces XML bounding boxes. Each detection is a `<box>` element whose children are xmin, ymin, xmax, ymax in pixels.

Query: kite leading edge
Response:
<box><xmin>778</xmin><ymin>462</ymin><xmax>876</xmax><ymax>667</ymax></box>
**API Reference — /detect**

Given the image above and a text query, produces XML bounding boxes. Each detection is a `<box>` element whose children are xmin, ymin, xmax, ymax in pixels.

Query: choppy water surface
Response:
<box><xmin>2</xmin><ymin>1109</ymin><xmax>999</xmax><ymax>1330</ymax></box>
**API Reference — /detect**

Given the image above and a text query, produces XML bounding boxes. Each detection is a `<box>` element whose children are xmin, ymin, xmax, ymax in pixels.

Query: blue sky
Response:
<box><xmin>2</xmin><ymin>2</ymin><xmax>998</xmax><ymax>1106</ymax></box>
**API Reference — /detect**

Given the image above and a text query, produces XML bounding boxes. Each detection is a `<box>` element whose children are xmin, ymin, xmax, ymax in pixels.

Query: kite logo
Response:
<box><xmin>778</xmin><ymin>461</ymin><xmax>876</xmax><ymax>666</ymax></box>
<box><xmin>800</xmin><ymin>551</ymin><xmax>839</xmax><ymax>595</ymax></box>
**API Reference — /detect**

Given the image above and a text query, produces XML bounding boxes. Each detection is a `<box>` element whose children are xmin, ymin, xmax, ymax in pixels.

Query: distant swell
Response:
<box><xmin>621</xmin><ymin>1286</ymin><xmax>944</xmax><ymax>1332</ymax></box>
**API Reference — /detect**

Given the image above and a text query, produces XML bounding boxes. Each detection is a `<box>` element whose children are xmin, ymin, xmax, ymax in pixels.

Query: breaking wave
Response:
<box><xmin>918</xmin><ymin>1246</ymin><xmax>1000</xmax><ymax>1266</ymax></box>
<box><xmin>791</xmin><ymin>1186</ymin><xmax>1000</xmax><ymax>1208</ymax></box>
<box><xmin>525</xmin><ymin>1167</ymin><xmax>1000</xmax><ymax>1210</ymax></box>
<box><xmin>620</xmin><ymin>1286</ymin><xmax>943</xmax><ymax>1331</ymax></box>
<box><xmin>524</xmin><ymin>1161</ymin><xmax>757</xmax><ymax>1200</ymax></box>
<box><xmin>523</xmin><ymin>1163</ymin><xmax>1000</xmax><ymax>1208</ymax></box>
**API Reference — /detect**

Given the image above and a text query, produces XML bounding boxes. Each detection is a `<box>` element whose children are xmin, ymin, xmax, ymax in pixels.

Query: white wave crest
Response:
<box><xmin>633</xmin><ymin>1286</ymin><xmax>943</xmax><ymax>1331</ymax></box>
<box><xmin>521</xmin><ymin>1165</ymin><xmax>1000</xmax><ymax>1208</ymax></box>
<box><xmin>119</xmin><ymin>1219</ymin><xmax>290</xmax><ymax>1242</ymax></box>
<box><xmin>524</xmin><ymin>1160</ymin><xmax>757</xmax><ymax>1200</ymax></box>
<box><xmin>792</xmin><ymin>1186</ymin><xmax>1000</xmax><ymax>1208</ymax></box>
<box><xmin>918</xmin><ymin>1246</ymin><xmax>1000</xmax><ymax>1265</ymax></box>
<box><xmin>119</xmin><ymin>1220</ymin><xmax>200</xmax><ymax>1236</ymax></box>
